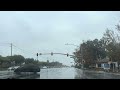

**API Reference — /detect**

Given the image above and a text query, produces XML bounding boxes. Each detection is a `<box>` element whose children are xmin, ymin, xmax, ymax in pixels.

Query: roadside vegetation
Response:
<box><xmin>73</xmin><ymin>22</ymin><xmax>120</xmax><ymax>68</ymax></box>
<box><xmin>0</xmin><ymin>55</ymin><xmax>64</xmax><ymax>70</ymax></box>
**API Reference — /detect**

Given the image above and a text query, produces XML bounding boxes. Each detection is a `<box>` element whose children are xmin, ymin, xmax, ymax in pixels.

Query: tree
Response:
<box><xmin>0</xmin><ymin>55</ymin><xmax>11</xmax><ymax>68</ymax></box>
<box><xmin>102</xmin><ymin>27</ymin><xmax>120</xmax><ymax>63</ymax></box>
<box><xmin>7</xmin><ymin>55</ymin><xmax>25</xmax><ymax>66</ymax></box>
<box><xmin>73</xmin><ymin>38</ymin><xmax>107</xmax><ymax>68</ymax></box>
<box><xmin>73</xmin><ymin>48</ymin><xmax>81</xmax><ymax>64</ymax></box>
<box><xmin>25</xmin><ymin>58</ymin><xmax>35</xmax><ymax>64</ymax></box>
<box><xmin>73</xmin><ymin>21</ymin><xmax>120</xmax><ymax>68</ymax></box>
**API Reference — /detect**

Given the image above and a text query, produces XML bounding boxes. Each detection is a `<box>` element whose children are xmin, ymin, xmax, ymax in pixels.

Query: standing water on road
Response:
<box><xmin>36</xmin><ymin>67</ymin><xmax>120</xmax><ymax>79</ymax></box>
<box><xmin>37</xmin><ymin>67</ymin><xmax>82</xmax><ymax>79</ymax></box>
<box><xmin>1</xmin><ymin>67</ymin><xmax>120</xmax><ymax>79</ymax></box>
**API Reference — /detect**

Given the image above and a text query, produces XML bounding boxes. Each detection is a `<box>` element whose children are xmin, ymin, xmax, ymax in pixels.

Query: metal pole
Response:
<box><xmin>37</xmin><ymin>55</ymin><xmax>38</xmax><ymax>61</ymax></box>
<box><xmin>65</xmin><ymin>43</ymin><xmax>79</xmax><ymax>48</ymax></box>
<box><xmin>11</xmin><ymin>43</ymin><xmax>13</xmax><ymax>67</ymax></box>
<box><xmin>10</xmin><ymin>43</ymin><xmax>14</xmax><ymax>76</ymax></box>
<box><xmin>11</xmin><ymin>43</ymin><xmax>12</xmax><ymax>57</ymax></box>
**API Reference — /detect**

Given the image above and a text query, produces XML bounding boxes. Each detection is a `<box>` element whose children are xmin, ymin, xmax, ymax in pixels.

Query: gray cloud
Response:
<box><xmin>0</xmin><ymin>11</ymin><xmax>120</xmax><ymax>66</ymax></box>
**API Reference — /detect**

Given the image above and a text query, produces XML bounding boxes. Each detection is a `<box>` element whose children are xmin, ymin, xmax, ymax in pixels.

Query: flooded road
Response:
<box><xmin>1</xmin><ymin>67</ymin><xmax>120</xmax><ymax>79</ymax></box>
<box><xmin>38</xmin><ymin>67</ymin><xmax>75</xmax><ymax>79</ymax></box>
<box><xmin>37</xmin><ymin>67</ymin><xmax>120</xmax><ymax>79</ymax></box>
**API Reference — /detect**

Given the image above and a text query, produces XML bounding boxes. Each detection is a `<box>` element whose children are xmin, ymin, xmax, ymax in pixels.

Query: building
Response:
<box><xmin>96</xmin><ymin>57</ymin><xmax>118</xmax><ymax>72</ymax></box>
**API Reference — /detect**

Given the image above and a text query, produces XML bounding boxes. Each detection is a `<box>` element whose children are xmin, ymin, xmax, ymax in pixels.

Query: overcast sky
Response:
<box><xmin>0</xmin><ymin>11</ymin><xmax>120</xmax><ymax>66</ymax></box>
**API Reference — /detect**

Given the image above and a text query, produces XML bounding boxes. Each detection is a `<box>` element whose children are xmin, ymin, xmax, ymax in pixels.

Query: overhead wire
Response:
<box><xmin>0</xmin><ymin>43</ymin><xmax>11</xmax><ymax>56</ymax></box>
<box><xmin>0</xmin><ymin>42</ymin><xmax>35</xmax><ymax>57</ymax></box>
<box><xmin>12</xmin><ymin>44</ymin><xmax>37</xmax><ymax>59</ymax></box>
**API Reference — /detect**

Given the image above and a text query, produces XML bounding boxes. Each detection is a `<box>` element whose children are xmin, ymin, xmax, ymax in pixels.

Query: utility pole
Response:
<box><xmin>11</xmin><ymin>43</ymin><xmax>12</xmax><ymax>57</ymax></box>
<box><xmin>11</xmin><ymin>43</ymin><xmax>13</xmax><ymax>66</ymax></box>
<box><xmin>10</xmin><ymin>43</ymin><xmax>14</xmax><ymax>68</ymax></box>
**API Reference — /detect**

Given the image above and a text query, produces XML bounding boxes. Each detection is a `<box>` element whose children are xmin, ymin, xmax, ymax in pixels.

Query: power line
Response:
<box><xmin>0</xmin><ymin>43</ymin><xmax>11</xmax><ymax>47</ymax></box>
<box><xmin>0</xmin><ymin>43</ymin><xmax>10</xmax><ymax>44</ymax></box>
<box><xmin>0</xmin><ymin>43</ymin><xmax>36</xmax><ymax>60</ymax></box>
<box><xmin>12</xmin><ymin>44</ymin><xmax>35</xmax><ymax>55</ymax></box>
<box><xmin>12</xmin><ymin>44</ymin><xmax>37</xmax><ymax>60</ymax></box>
<box><xmin>0</xmin><ymin>43</ymin><xmax>11</xmax><ymax>56</ymax></box>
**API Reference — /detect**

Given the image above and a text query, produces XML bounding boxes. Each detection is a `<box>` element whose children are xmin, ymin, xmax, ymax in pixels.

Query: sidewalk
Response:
<box><xmin>82</xmin><ymin>68</ymin><xmax>120</xmax><ymax>75</ymax></box>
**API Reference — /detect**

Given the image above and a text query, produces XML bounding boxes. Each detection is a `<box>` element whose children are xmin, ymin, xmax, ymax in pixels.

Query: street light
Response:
<box><xmin>65</xmin><ymin>43</ymin><xmax>84</xmax><ymax>69</ymax></box>
<box><xmin>65</xmin><ymin>43</ymin><xmax>79</xmax><ymax>48</ymax></box>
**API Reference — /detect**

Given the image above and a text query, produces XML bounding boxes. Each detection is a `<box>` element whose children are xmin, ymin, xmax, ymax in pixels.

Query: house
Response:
<box><xmin>96</xmin><ymin>58</ymin><xmax>110</xmax><ymax>70</ymax></box>
<box><xmin>96</xmin><ymin>57</ymin><xmax>118</xmax><ymax>72</ymax></box>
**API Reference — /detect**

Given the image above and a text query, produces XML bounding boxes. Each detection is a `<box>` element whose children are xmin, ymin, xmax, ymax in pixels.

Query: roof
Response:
<box><xmin>96</xmin><ymin>58</ymin><xmax>110</xmax><ymax>63</ymax></box>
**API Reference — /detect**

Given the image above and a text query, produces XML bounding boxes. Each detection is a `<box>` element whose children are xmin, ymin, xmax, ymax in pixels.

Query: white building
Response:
<box><xmin>96</xmin><ymin>57</ymin><xmax>118</xmax><ymax>72</ymax></box>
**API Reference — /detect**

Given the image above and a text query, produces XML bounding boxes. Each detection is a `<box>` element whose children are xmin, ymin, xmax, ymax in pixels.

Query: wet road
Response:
<box><xmin>1</xmin><ymin>67</ymin><xmax>120</xmax><ymax>79</ymax></box>
<box><xmin>0</xmin><ymin>71</ymin><xmax>14</xmax><ymax>79</ymax></box>
<box><xmin>37</xmin><ymin>67</ymin><xmax>120</xmax><ymax>79</ymax></box>
<box><xmin>75</xmin><ymin>69</ymin><xmax>120</xmax><ymax>79</ymax></box>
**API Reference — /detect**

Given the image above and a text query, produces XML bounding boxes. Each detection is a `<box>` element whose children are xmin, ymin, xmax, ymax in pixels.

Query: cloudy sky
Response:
<box><xmin>0</xmin><ymin>11</ymin><xmax>120</xmax><ymax>66</ymax></box>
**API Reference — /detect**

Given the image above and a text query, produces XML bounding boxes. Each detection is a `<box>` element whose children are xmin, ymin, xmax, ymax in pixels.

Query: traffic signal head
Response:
<box><xmin>37</xmin><ymin>53</ymin><xmax>38</xmax><ymax>56</ymax></box>
<box><xmin>51</xmin><ymin>52</ymin><xmax>53</xmax><ymax>56</ymax></box>
<box><xmin>67</xmin><ymin>53</ymin><xmax>69</xmax><ymax>57</ymax></box>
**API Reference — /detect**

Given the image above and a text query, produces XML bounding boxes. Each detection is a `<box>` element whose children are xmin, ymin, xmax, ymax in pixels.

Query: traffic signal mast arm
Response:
<box><xmin>37</xmin><ymin>52</ymin><xmax>74</xmax><ymax>57</ymax></box>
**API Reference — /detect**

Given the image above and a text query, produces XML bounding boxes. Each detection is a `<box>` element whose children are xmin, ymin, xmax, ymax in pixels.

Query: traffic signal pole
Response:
<box><xmin>37</xmin><ymin>53</ymin><xmax>38</xmax><ymax>61</ymax></box>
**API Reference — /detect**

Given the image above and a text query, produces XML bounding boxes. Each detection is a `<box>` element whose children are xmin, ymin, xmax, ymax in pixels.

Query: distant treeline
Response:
<box><xmin>0</xmin><ymin>55</ymin><xmax>63</xmax><ymax>69</ymax></box>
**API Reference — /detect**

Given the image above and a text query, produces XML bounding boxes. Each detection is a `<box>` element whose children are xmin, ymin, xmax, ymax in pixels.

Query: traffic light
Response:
<box><xmin>51</xmin><ymin>52</ymin><xmax>53</xmax><ymax>56</ymax></box>
<box><xmin>67</xmin><ymin>53</ymin><xmax>69</xmax><ymax>57</ymax></box>
<box><xmin>37</xmin><ymin>53</ymin><xmax>38</xmax><ymax>56</ymax></box>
